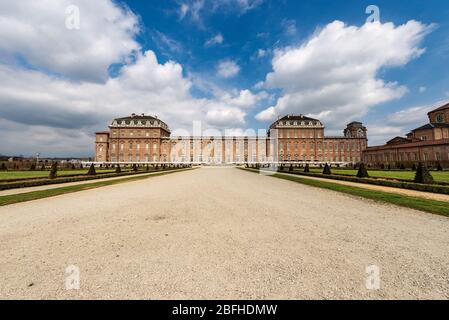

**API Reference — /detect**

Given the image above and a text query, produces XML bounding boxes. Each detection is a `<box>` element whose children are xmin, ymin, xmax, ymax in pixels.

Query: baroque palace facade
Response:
<box><xmin>95</xmin><ymin>114</ymin><xmax>368</xmax><ymax>165</ymax></box>
<box><xmin>363</xmin><ymin>103</ymin><xmax>449</xmax><ymax>168</ymax></box>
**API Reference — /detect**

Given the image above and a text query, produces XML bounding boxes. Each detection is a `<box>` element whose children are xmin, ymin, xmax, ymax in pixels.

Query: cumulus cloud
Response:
<box><xmin>0</xmin><ymin>0</ymin><xmax>140</xmax><ymax>83</ymax></box>
<box><xmin>215</xmin><ymin>89</ymin><xmax>269</xmax><ymax>108</ymax></box>
<box><xmin>205</xmin><ymin>33</ymin><xmax>224</xmax><ymax>47</ymax></box>
<box><xmin>178</xmin><ymin>0</ymin><xmax>263</xmax><ymax>26</ymax></box>
<box><xmin>366</xmin><ymin>99</ymin><xmax>449</xmax><ymax>145</ymax></box>
<box><xmin>217</xmin><ymin>60</ymin><xmax>241</xmax><ymax>78</ymax></box>
<box><xmin>256</xmin><ymin>20</ymin><xmax>432</xmax><ymax>130</ymax></box>
<box><xmin>0</xmin><ymin>0</ymin><xmax>262</xmax><ymax>157</ymax></box>
<box><xmin>281</xmin><ymin>19</ymin><xmax>297</xmax><ymax>35</ymax></box>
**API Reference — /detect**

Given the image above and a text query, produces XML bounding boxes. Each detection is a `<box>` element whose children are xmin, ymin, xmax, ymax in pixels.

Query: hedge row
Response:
<box><xmin>0</xmin><ymin>170</ymin><xmax>124</xmax><ymax>183</ymax></box>
<box><xmin>274</xmin><ymin>168</ymin><xmax>449</xmax><ymax>195</ymax></box>
<box><xmin>0</xmin><ymin>168</ymin><xmax>186</xmax><ymax>191</ymax></box>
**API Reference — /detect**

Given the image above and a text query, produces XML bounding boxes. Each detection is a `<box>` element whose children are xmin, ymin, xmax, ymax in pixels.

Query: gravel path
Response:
<box><xmin>1</xmin><ymin>167</ymin><xmax>448</xmax><ymax>300</ymax></box>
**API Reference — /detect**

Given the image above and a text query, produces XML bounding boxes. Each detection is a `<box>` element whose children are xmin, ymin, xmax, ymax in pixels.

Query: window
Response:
<box><xmin>421</xmin><ymin>136</ymin><xmax>428</xmax><ymax>141</ymax></box>
<box><xmin>436</xmin><ymin>114</ymin><xmax>444</xmax><ymax>123</ymax></box>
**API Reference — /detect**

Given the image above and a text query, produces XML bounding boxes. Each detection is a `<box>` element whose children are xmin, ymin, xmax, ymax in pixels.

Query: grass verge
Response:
<box><xmin>240</xmin><ymin>168</ymin><xmax>449</xmax><ymax>218</ymax></box>
<box><xmin>0</xmin><ymin>168</ymin><xmax>193</xmax><ymax>207</ymax></box>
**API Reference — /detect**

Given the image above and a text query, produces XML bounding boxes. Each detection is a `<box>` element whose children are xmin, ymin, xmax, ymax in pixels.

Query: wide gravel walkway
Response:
<box><xmin>0</xmin><ymin>167</ymin><xmax>448</xmax><ymax>299</ymax></box>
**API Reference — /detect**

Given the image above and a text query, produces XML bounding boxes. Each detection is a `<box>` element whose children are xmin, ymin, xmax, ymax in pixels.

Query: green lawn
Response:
<box><xmin>305</xmin><ymin>168</ymin><xmax>449</xmax><ymax>183</ymax></box>
<box><xmin>0</xmin><ymin>168</ymin><xmax>193</xmax><ymax>206</ymax></box>
<box><xmin>241</xmin><ymin>168</ymin><xmax>449</xmax><ymax>218</ymax></box>
<box><xmin>0</xmin><ymin>169</ymin><xmax>117</xmax><ymax>181</ymax></box>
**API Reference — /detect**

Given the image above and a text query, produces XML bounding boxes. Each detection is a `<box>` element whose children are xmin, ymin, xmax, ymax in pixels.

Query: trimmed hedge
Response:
<box><xmin>268</xmin><ymin>168</ymin><xmax>449</xmax><ymax>195</ymax></box>
<box><xmin>0</xmin><ymin>168</ymin><xmax>186</xmax><ymax>191</ymax></box>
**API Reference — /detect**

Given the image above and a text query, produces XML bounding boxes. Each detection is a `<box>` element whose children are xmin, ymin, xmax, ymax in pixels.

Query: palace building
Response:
<box><xmin>363</xmin><ymin>103</ymin><xmax>449</xmax><ymax>168</ymax></box>
<box><xmin>95</xmin><ymin>114</ymin><xmax>368</xmax><ymax>165</ymax></box>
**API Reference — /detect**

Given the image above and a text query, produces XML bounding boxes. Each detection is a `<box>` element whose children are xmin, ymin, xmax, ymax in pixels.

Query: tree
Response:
<box><xmin>0</xmin><ymin>163</ymin><xmax>7</xmax><ymax>171</ymax></box>
<box><xmin>436</xmin><ymin>163</ymin><xmax>443</xmax><ymax>171</ymax></box>
<box><xmin>132</xmin><ymin>164</ymin><xmax>138</xmax><ymax>172</ymax></box>
<box><xmin>87</xmin><ymin>163</ymin><xmax>96</xmax><ymax>176</ymax></box>
<box><xmin>279</xmin><ymin>164</ymin><xmax>284</xmax><ymax>171</ymax></box>
<box><xmin>323</xmin><ymin>163</ymin><xmax>332</xmax><ymax>175</ymax></box>
<box><xmin>29</xmin><ymin>163</ymin><xmax>36</xmax><ymax>171</ymax></box>
<box><xmin>304</xmin><ymin>164</ymin><xmax>310</xmax><ymax>173</ymax></box>
<box><xmin>414</xmin><ymin>163</ymin><xmax>434</xmax><ymax>184</ymax></box>
<box><xmin>412</xmin><ymin>163</ymin><xmax>417</xmax><ymax>171</ymax></box>
<box><xmin>115</xmin><ymin>164</ymin><xmax>122</xmax><ymax>174</ymax></box>
<box><xmin>289</xmin><ymin>164</ymin><xmax>293</xmax><ymax>172</ymax></box>
<box><xmin>146</xmin><ymin>165</ymin><xmax>150</xmax><ymax>172</ymax></box>
<box><xmin>356</xmin><ymin>163</ymin><xmax>369</xmax><ymax>178</ymax></box>
<box><xmin>40</xmin><ymin>164</ymin><xmax>46</xmax><ymax>171</ymax></box>
<box><xmin>49</xmin><ymin>162</ymin><xmax>58</xmax><ymax>179</ymax></box>
<box><xmin>399</xmin><ymin>163</ymin><xmax>405</xmax><ymax>170</ymax></box>
<box><xmin>71</xmin><ymin>164</ymin><xmax>76</xmax><ymax>170</ymax></box>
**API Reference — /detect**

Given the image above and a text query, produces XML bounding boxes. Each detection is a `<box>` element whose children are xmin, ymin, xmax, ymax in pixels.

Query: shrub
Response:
<box><xmin>132</xmin><ymin>164</ymin><xmax>138</xmax><ymax>172</ymax></box>
<box><xmin>80</xmin><ymin>163</ymin><xmax>84</xmax><ymax>169</ymax></box>
<box><xmin>71</xmin><ymin>164</ymin><xmax>76</xmax><ymax>170</ymax></box>
<box><xmin>146</xmin><ymin>165</ymin><xmax>150</xmax><ymax>172</ymax></box>
<box><xmin>87</xmin><ymin>164</ymin><xmax>97</xmax><ymax>176</ymax></box>
<box><xmin>322</xmin><ymin>163</ymin><xmax>332</xmax><ymax>175</ymax></box>
<box><xmin>414</xmin><ymin>163</ymin><xmax>434</xmax><ymax>184</ymax></box>
<box><xmin>436</xmin><ymin>163</ymin><xmax>443</xmax><ymax>171</ymax></box>
<box><xmin>0</xmin><ymin>163</ymin><xmax>7</xmax><ymax>171</ymax></box>
<box><xmin>399</xmin><ymin>163</ymin><xmax>405</xmax><ymax>170</ymax></box>
<box><xmin>356</xmin><ymin>163</ymin><xmax>369</xmax><ymax>178</ymax></box>
<box><xmin>304</xmin><ymin>164</ymin><xmax>310</xmax><ymax>173</ymax></box>
<box><xmin>29</xmin><ymin>163</ymin><xmax>36</xmax><ymax>171</ymax></box>
<box><xmin>115</xmin><ymin>164</ymin><xmax>122</xmax><ymax>174</ymax></box>
<box><xmin>279</xmin><ymin>164</ymin><xmax>284</xmax><ymax>171</ymax></box>
<box><xmin>289</xmin><ymin>164</ymin><xmax>293</xmax><ymax>172</ymax></box>
<box><xmin>49</xmin><ymin>162</ymin><xmax>58</xmax><ymax>179</ymax></box>
<box><xmin>412</xmin><ymin>163</ymin><xmax>417</xmax><ymax>171</ymax></box>
<box><xmin>40</xmin><ymin>164</ymin><xmax>46</xmax><ymax>171</ymax></box>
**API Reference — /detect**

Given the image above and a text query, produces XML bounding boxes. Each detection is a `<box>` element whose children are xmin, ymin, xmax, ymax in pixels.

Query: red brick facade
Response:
<box><xmin>363</xmin><ymin>103</ymin><xmax>449</xmax><ymax>168</ymax></box>
<box><xmin>95</xmin><ymin>114</ymin><xmax>368</xmax><ymax>164</ymax></box>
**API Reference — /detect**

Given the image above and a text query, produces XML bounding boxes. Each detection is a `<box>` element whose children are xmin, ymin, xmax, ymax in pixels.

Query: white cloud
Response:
<box><xmin>217</xmin><ymin>60</ymin><xmax>241</xmax><ymax>78</ymax></box>
<box><xmin>179</xmin><ymin>3</ymin><xmax>190</xmax><ymax>20</ymax></box>
<box><xmin>388</xmin><ymin>105</ymin><xmax>434</xmax><ymax>126</ymax></box>
<box><xmin>0</xmin><ymin>1</ymin><xmax>265</xmax><ymax>156</ymax></box>
<box><xmin>281</xmin><ymin>19</ymin><xmax>297</xmax><ymax>36</ymax></box>
<box><xmin>366</xmin><ymin>99</ymin><xmax>449</xmax><ymax>145</ymax></box>
<box><xmin>256</xmin><ymin>20</ymin><xmax>432</xmax><ymax>129</ymax></box>
<box><xmin>205</xmin><ymin>33</ymin><xmax>224</xmax><ymax>47</ymax></box>
<box><xmin>152</xmin><ymin>31</ymin><xmax>183</xmax><ymax>54</ymax></box>
<box><xmin>257</xmin><ymin>49</ymin><xmax>267</xmax><ymax>58</ymax></box>
<box><xmin>179</xmin><ymin>0</ymin><xmax>263</xmax><ymax>26</ymax></box>
<box><xmin>216</xmin><ymin>89</ymin><xmax>269</xmax><ymax>108</ymax></box>
<box><xmin>419</xmin><ymin>86</ymin><xmax>427</xmax><ymax>93</ymax></box>
<box><xmin>0</xmin><ymin>0</ymin><xmax>140</xmax><ymax>83</ymax></box>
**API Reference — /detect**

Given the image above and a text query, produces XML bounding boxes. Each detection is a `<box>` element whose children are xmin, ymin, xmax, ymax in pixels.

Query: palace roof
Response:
<box><xmin>111</xmin><ymin>114</ymin><xmax>170</xmax><ymax>132</ymax></box>
<box><xmin>428</xmin><ymin>102</ymin><xmax>449</xmax><ymax>114</ymax></box>
<box><xmin>411</xmin><ymin>123</ymin><xmax>449</xmax><ymax>131</ymax></box>
<box><xmin>270</xmin><ymin>115</ymin><xmax>324</xmax><ymax>129</ymax></box>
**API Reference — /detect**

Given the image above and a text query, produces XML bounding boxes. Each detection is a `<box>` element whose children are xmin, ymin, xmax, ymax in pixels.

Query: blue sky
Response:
<box><xmin>0</xmin><ymin>0</ymin><xmax>448</xmax><ymax>157</ymax></box>
<box><xmin>126</xmin><ymin>0</ymin><xmax>449</xmax><ymax>129</ymax></box>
